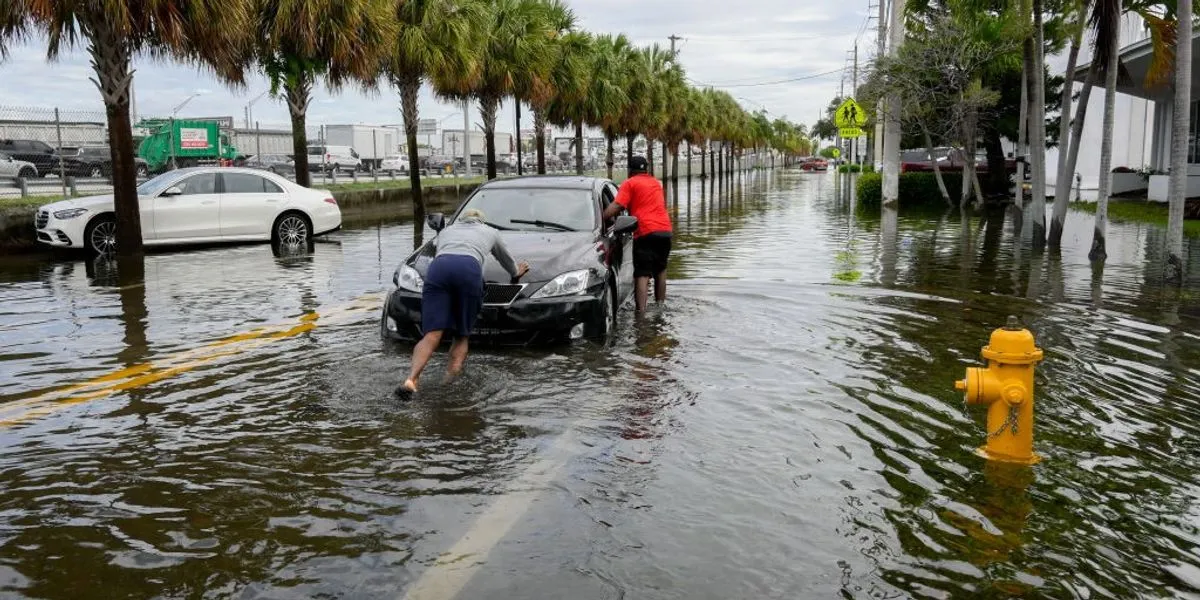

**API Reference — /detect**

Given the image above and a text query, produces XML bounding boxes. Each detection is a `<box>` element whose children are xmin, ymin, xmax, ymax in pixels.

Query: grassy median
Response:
<box><xmin>1071</xmin><ymin>200</ymin><xmax>1200</xmax><ymax>238</ymax></box>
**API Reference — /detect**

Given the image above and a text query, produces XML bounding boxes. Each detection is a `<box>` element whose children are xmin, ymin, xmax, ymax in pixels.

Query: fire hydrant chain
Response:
<box><xmin>986</xmin><ymin>403</ymin><xmax>1020</xmax><ymax>440</ymax></box>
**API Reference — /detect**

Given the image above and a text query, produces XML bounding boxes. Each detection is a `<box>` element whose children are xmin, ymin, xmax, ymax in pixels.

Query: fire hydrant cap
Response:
<box><xmin>981</xmin><ymin>321</ymin><xmax>1044</xmax><ymax>365</ymax></box>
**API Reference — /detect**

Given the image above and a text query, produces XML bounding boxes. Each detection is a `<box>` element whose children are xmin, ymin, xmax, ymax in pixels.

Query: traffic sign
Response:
<box><xmin>830</xmin><ymin>148</ymin><xmax>841</xmax><ymax>159</ymax></box>
<box><xmin>839</xmin><ymin>127</ymin><xmax>864</xmax><ymax>138</ymax></box>
<box><xmin>835</xmin><ymin>98</ymin><xmax>867</xmax><ymax>128</ymax></box>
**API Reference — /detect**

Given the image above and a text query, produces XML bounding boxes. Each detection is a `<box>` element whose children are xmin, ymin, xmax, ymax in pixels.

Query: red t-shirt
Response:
<box><xmin>614</xmin><ymin>173</ymin><xmax>672</xmax><ymax>238</ymax></box>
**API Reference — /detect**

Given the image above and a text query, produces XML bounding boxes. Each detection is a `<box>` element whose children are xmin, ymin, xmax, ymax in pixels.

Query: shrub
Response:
<box><xmin>837</xmin><ymin>163</ymin><xmax>863</xmax><ymax>173</ymax></box>
<box><xmin>857</xmin><ymin>172</ymin><xmax>963</xmax><ymax>207</ymax></box>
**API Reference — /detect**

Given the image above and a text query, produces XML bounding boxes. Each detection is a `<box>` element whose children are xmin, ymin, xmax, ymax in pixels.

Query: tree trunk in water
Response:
<box><xmin>606</xmin><ymin>133</ymin><xmax>615</xmax><ymax>179</ymax></box>
<box><xmin>647</xmin><ymin>140</ymin><xmax>655</xmax><ymax>176</ymax></box>
<box><xmin>1064</xmin><ymin>62</ymin><xmax>1099</xmax><ymax>206</ymax></box>
<box><xmin>534</xmin><ymin>109</ymin><xmax>547</xmax><ymax>174</ymax></box>
<box><xmin>1050</xmin><ymin>31</ymin><xmax>1083</xmax><ymax>246</ymax></box>
<box><xmin>398</xmin><ymin>76</ymin><xmax>425</xmax><ymax>225</ymax></box>
<box><xmin>574</xmin><ymin>121</ymin><xmax>584</xmax><ymax>175</ymax></box>
<box><xmin>1014</xmin><ymin>64</ymin><xmax>1028</xmax><ymax>206</ymax></box>
<box><xmin>1028</xmin><ymin>0</ymin><xmax>1048</xmax><ymax>249</ymax></box>
<box><xmin>88</xmin><ymin>30</ymin><xmax>142</xmax><ymax>256</ymax></box>
<box><xmin>283</xmin><ymin>75</ymin><xmax>314</xmax><ymax>188</ymax></box>
<box><xmin>700</xmin><ymin>144</ymin><xmax>707</xmax><ymax>179</ymax></box>
<box><xmin>1090</xmin><ymin>14</ymin><xmax>1120</xmax><ymax>263</ymax></box>
<box><xmin>985</xmin><ymin>129</ymin><xmax>1006</xmax><ymax>195</ymax></box>
<box><xmin>480</xmin><ymin>97</ymin><xmax>499</xmax><ymax>180</ymax></box>
<box><xmin>1167</xmin><ymin>0</ymin><xmax>1192</xmax><ymax>280</ymax></box>
<box><xmin>686</xmin><ymin>142</ymin><xmax>692</xmax><ymax>179</ymax></box>
<box><xmin>672</xmin><ymin>145</ymin><xmax>680</xmax><ymax>186</ymax></box>
<box><xmin>662</xmin><ymin>141</ymin><xmax>669</xmax><ymax>180</ymax></box>
<box><xmin>921</xmin><ymin>128</ymin><xmax>950</xmax><ymax>204</ymax></box>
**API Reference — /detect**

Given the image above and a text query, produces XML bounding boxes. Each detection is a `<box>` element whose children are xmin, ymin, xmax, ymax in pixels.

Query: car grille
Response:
<box><xmin>483</xmin><ymin>283</ymin><xmax>524</xmax><ymax>305</ymax></box>
<box><xmin>35</xmin><ymin>210</ymin><xmax>48</xmax><ymax>229</ymax></box>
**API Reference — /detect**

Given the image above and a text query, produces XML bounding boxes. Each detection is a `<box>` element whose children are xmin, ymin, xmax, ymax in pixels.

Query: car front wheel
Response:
<box><xmin>589</xmin><ymin>278</ymin><xmax>618</xmax><ymax>342</ymax></box>
<box><xmin>84</xmin><ymin>215</ymin><xmax>118</xmax><ymax>255</ymax></box>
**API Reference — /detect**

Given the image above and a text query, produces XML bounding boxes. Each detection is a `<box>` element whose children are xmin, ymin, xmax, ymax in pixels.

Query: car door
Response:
<box><xmin>602</xmin><ymin>183</ymin><xmax>634</xmax><ymax>299</ymax></box>
<box><xmin>152</xmin><ymin>171</ymin><xmax>221</xmax><ymax>241</ymax></box>
<box><xmin>219</xmin><ymin>172</ymin><xmax>285</xmax><ymax>238</ymax></box>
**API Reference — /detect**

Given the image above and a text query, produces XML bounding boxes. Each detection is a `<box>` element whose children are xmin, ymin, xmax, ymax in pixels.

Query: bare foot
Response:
<box><xmin>442</xmin><ymin>368</ymin><xmax>463</xmax><ymax>385</ymax></box>
<box><xmin>394</xmin><ymin>378</ymin><xmax>418</xmax><ymax>400</ymax></box>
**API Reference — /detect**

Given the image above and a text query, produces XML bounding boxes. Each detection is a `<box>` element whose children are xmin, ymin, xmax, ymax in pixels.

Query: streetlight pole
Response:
<box><xmin>462</xmin><ymin>101</ymin><xmax>471</xmax><ymax>178</ymax></box>
<box><xmin>245</xmin><ymin>90</ymin><xmax>268</xmax><ymax>129</ymax></box>
<box><xmin>172</xmin><ymin>93</ymin><xmax>200</xmax><ymax>118</ymax></box>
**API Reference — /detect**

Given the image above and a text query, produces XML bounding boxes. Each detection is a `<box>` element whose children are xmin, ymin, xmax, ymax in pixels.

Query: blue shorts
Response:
<box><xmin>422</xmin><ymin>254</ymin><xmax>484</xmax><ymax>336</ymax></box>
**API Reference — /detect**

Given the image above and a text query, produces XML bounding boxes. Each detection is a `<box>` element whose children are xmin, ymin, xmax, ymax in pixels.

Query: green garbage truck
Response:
<box><xmin>136</xmin><ymin>119</ymin><xmax>240</xmax><ymax>173</ymax></box>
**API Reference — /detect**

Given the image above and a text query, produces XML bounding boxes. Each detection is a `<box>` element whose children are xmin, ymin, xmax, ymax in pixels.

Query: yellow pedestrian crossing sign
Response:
<box><xmin>835</xmin><ymin>98</ymin><xmax>867</xmax><ymax>128</ymax></box>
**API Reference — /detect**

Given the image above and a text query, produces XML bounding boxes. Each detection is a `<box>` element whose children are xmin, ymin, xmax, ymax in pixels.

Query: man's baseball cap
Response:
<box><xmin>629</xmin><ymin>156</ymin><xmax>649</xmax><ymax>172</ymax></box>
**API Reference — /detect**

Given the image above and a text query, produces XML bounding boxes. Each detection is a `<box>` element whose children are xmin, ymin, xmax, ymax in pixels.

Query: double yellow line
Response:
<box><xmin>0</xmin><ymin>294</ymin><xmax>382</xmax><ymax>428</ymax></box>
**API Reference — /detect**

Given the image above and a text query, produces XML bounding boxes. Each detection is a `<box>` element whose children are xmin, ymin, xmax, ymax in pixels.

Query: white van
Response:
<box><xmin>306</xmin><ymin>144</ymin><xmax>361</xmax><ymax>173</ymax></box>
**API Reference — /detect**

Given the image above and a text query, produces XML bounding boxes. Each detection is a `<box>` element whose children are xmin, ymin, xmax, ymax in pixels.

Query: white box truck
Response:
<box><xmin>323</xmin><ymin>125</ymin><xmax>398</xmax><ymax>170</ymax></box>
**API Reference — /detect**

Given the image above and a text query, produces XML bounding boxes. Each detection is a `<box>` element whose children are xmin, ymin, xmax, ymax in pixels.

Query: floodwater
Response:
<box><xmin>2</xmin><ymin>171</ymin><xmax>1200</xmax><ymax>599</ymax></box>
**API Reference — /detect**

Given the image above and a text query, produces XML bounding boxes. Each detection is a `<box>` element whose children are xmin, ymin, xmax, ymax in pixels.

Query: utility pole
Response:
<box><xmin>882</xmin><ymin>0</ymin><xmax>906</xmax><ymax>203</ymax></box>
<box><xmin>668</xmin><ymin>34</ymin><xmax>682</xmax><ymax>57</ymax></box>
<box><xmin>852</xmin><ymin>42</ymin><xmax>858</xmax><ymax>165</ymax></box>
<box><xmin>874</xmin><ymin>0</ymin><xmax>886</xmax><ymax>172</ymax></box>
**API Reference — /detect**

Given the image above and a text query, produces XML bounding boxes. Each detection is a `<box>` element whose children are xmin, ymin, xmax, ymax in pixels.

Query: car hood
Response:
<box><xmin>408</xmin><ymin>231</ymin><xmax>599</xmax><ymax>283</ymax></box>
<box><xmin>39</xmin><ymin>194</ymin><xmax>116</xmax><ymax>212</ymax></box>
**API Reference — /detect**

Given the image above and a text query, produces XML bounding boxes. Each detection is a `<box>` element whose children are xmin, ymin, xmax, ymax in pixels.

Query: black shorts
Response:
<box><xmin>633</xmin><ymin>232</ymin><xmax>672</xmax><ymax>277</ymax></box>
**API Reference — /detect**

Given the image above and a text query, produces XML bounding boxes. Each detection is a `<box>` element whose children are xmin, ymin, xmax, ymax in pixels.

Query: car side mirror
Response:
<box><xmin>427</xmin><ymin>213</ymin><xmax>446</xmax><ymax>232</ymax></box>
<box><xmin>161</xmin><ymin>186</ymin><xmax>183</xmax><ymax>197</ymax></box>
<box><xmin>612</xmin><ymin>215</ymin><xmax>638</xmax><ymax>235</ymax></box>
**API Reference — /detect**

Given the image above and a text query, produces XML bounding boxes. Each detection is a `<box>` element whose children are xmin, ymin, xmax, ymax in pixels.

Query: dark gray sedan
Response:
<box><xmin>244</xmin><ymin>154</ymin><xmax>295</xmax><ymax>175</ymax></box>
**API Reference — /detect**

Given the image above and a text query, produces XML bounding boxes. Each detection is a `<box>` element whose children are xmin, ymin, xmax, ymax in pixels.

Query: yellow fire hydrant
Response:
<box><xmin>955</xmin><ymin>316</ymin><xmax>1044</xmax><ymax>465</ymax></box>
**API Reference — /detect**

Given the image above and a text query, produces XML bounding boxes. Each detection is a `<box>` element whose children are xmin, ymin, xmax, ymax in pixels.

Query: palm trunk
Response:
<box><xmin>647</xmin><ymin>139</ymin><xmax>655</xmax><ymax>176</ymax></box>
<box><xmin>606</xmin><ymin>133</ymin><xmax>615</xmax><ymax>179</ymax></box>
<box><xmin>1049</xmin><ymin>29</ymin><xmax>1083</xmax><ymax>246</ymax></box>
<box><xmin>710</xmin><ymin>142</ymin><xmax>716</xmax><ymax>179</ymax></box>
<box><xmin>87</xmin><ymin>28</ymin><xmax>142</xmax><ymax>256</ymax></box>
<box><xmin>480</xmin><ymin>96</ymin><xmax>499</xmax><ymax>180</ymax></box>
<box><xmin>1064</xmin><ymin>62</ymin><xmax>1099</xmax><ymax>206</ymax></box>
<box><xmin>700</xmin><ymin>143</ymin><xmax>707</xmax><ymax>179</ymax></box>
<box><xmin>1029</xmin><ymin>0</ymin><xmax>1048</xmax><ymax>249</ymax></box>
<box><xmin>1166</xmin><ymin>0</ymin><xmax>1192</xmax><ymax>280</ymax></box>
<box><xmin>663</xmin><ymin>141</ymin><xmax>670</xmax><ymax>180</ymax></box>
<box><xmin>534</xmin><ymin>108</ymin><xmax>547</xmax><ymax>174</ymax></box>
<box><xmin>672</xmin><ymin>144</ymin><xmax>680</xmax><ymax>185</ymax></box>
<box><xmin>686</xmin><ymin>142</ymin><xmax>692</xmax><ymax>179</ymax></box>
<box><xmin>574</xmin><ymin>121</ymin><xmax>584</xmax><ymax>175</ymax></box>
<box><xmin>515</xmin><ymin>101</ymin><xmax>523</xmax><ymax>175</ymax></box>
<box><xmin>284</xmin><ymin>75</ymin><xmax>313</xmax><ymax>188</ymax></box>
<box><xmin>924</xmin><ymin>128</ymin><xmax>952</xmax><ymax>205</ymax></box>
<box><xmin>625</xmin><ymin>132</ymin><xmax>635</xmax><ymax>169</ymax></box>
<box><xmin>398</xmin><ymin>75</ymin><xmax>424</xmax><ymax>220</ymax></box>
<box><xmin>1090</xmin><ymin>16</ymin><xmax>1120</xmax><ymax>263</ymax></box>
<box><xmin>1015</xmin><ymin>64</ymin><xmax>1028</xmax><ymax>206</ymax></box>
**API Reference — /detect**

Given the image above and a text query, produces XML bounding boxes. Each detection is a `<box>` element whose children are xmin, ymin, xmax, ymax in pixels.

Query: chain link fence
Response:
<box><xmin>0</xmin><ymin>105</ymin><xmax>121</xmax><ymax>199</ymax></box>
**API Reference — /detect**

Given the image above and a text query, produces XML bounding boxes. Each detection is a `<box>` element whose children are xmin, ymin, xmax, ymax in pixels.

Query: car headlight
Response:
<box><xmin>531</xmin><ymin>269</ymin><xmax>591</xmax><ymax>299</ymax></box>
<box><xmin>53</xmin><ymin>208</ymin><xmax>88</xmax><ymax>220</ymax></box>
<box><xmin>396</xmin><ymin>264</ymin><xmax>424</xmax><ymax>292</ymax></box>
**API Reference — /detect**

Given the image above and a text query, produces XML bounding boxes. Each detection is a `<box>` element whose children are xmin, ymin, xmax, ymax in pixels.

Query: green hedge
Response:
<box><xmin>837</xmin><ymin>164</ymin><xmax>862</xmax><ymax>173</ymax></box>
<box><xmin>856</xmin><ymin>172</ymin><xmax>963</xmax><ymax>207</ymax></box>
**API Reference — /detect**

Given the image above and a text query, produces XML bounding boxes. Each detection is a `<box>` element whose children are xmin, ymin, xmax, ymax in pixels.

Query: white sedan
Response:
<box><xmin>34</xmin><ymin>167</ymin><xmax>342</xmax><ymax>254</ymax></box>
<box><xmin>379</xmin><ymin>155</ymin><xmax>409</xmax><ymax>174</ymax></box>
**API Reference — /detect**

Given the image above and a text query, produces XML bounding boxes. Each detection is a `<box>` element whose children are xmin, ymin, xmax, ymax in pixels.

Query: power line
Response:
<box><xmin>689</xmin><ymin>67</ymin><xmax>845</xmax><ymax>89</ymax></box>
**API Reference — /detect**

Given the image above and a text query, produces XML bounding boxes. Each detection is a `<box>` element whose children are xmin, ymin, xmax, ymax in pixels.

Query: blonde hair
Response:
<box><xmin>460</xmin><ymin>208</ymin><xmax>486</xmax><ymax>223</ymax></box>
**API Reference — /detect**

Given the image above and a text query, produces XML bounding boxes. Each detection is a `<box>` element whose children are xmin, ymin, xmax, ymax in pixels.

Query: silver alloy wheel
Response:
<box><xmin>277</xmin><ymin>215</ymin><xmax>309</xmax><ymax>247</ymax></box>
<box><xmin>602</xmin><ymin>283</ymin><xmax>615</xmax><ymax>338</ymax></box>
<box><xmin>90</xmin><ymin>220</ymin><xmax>117</xmax><ymax>254</ymax></box>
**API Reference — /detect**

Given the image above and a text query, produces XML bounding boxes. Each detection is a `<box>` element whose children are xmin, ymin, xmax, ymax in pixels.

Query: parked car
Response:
<box><xmin>799</xmin><ymin>157</ymin><xmax>828</xmax><ymax>171</ymax></box>
<box><xmin>899</xmin><ymin>147</ymin><xmax>1017</xmax><ymax>174</ymax></box>
<box><xmin>380</xmin><ymin>155</ymin><xmax>409</xmax><ymax>174</ymax></box>
<box><xmin>422</xmin><ymin>155</ymin><xmax>457</xmax><ymax>173</ymax></box>
<box><xmin>306</xmin><ymin>144</ymin><xmax>361</xmax><ymax>173</ymax></box>
<box><xmin>382</xmin><ymin>175</ymin><xmax>639</xmax><ymax>344</ymax></box>
<box><xmin>0</xmin><ymin>139</ymin><xmax>58</xmax><ymax>177</ymax></box>
<box><xmin>34</xmin><ymin>167</ymin><xmax>342</xmax><ymax>255</ymax></box>
<box><xmin>0</xmin><ymin>152</ymin><xmax>38</xmax><ymax>180</ymax></box>
<box><xmin>244</xmin><ymin>153</ymin><xmax>295</xmax><ymax>175</ymax></box>
<box><xmin>57</xmin><ymin>145</ymin><xmax>151</xmax><ymax>178</ymax></box>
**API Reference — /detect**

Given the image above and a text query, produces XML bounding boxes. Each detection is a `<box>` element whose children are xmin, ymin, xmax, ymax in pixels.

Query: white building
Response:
<box><xmin>1048</xmin><ymin>14</ymin><xmax>1184</xmax><ymax>201</ymax></box>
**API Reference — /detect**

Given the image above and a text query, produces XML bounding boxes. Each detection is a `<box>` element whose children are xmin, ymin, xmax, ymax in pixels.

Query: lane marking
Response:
<box><xmin>402</xmin><ymin>428</ymin><xmax>578</xmax><ymax>600</ymax></box>
<box><xmin>0</xmin><ymin>294</ymin><xmax>383</xmax><ymax>428</ymax></box>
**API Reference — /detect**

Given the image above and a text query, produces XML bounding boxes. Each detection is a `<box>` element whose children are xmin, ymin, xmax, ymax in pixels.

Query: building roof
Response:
<box><xmin>1073</xmin><ymin>30</ymin><xmax>1200</xmax><ymax>100</ymax></box>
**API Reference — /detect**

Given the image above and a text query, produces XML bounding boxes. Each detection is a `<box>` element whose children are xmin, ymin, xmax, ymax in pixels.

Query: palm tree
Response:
<box><xmin>1050</xmin><ymin>0</ymin><xmax>1090</xmax><ymax>246</ymax></box>
<box><xmin>1027</xmin><ymin>0</ymin><xmax>1049</xmax><ymax>247</ymax></box>
<box><xmin>2</xmin><ymin>0</ymin><xmax>249</xmax><ymax>256</ymax></box>
<box><xmin>386</xmin><ymin>0</ymin><xmax>485</xmax><ymax>222</ymax></box>
<box><xmin>1088</xmin><ymin>0</ymin><xmax>1121</xmax><ymax>262</ymax></box>
<box><xmin>465</xmin><ymin>0</ymin><xmax>567</xmax><ymax>180</ymax></box>
<box><xmin>256</xmin><ymin>0</ymin><xmax>396</xmax><ymax>188</ymax></box>
<box><xmin>1166</xmin><ymin>0</ymin><xmax>1192</xmax><ymax>280</ymax></box>
<box><xmin>543</xmin><ymin>31</ymin><xmax>592</xmax><ymax>175</ymax></box>
<box><xmin>590</xmin><ymin>34</ymin><xmax>634</xmax><ymax>179</ymax></box>
<box><xmin>526</xmin><ymin>2</ymin><xmax>578</xmax><ymax>174</ymax></box>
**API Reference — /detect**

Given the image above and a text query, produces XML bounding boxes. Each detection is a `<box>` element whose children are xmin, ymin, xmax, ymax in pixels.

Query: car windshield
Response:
<box><xmin>457</xmin><ymin>188</ymin><xmax>595</xmax><ymax>232</ymax></box>
<box><xmin>137</xmin><ymin>171</ymin><xmax>185</xmax><ymax>196</ymax></box>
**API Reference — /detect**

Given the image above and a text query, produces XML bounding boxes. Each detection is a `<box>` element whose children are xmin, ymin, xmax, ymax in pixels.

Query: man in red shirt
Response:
<box><xmin>603</xmin><ymin>156</ymin><xmax>673</xmax><ymax>311</ymax></box>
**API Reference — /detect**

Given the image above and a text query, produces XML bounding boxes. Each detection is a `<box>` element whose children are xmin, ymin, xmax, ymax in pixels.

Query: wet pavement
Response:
<box><xmin>2</xmin><ymin>171</ymin><xmax>1200</xmax><ymax>598</ymax></box>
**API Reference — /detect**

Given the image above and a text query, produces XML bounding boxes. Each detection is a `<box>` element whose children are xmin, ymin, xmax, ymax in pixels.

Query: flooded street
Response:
<box><xmin>3</xmin><ymin>170</ymin><xmax>1200</xmax><ymax>599</ymax></box>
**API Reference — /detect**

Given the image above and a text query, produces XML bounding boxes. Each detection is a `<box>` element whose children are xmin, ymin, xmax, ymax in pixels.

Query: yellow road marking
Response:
<box><xmin>0</xmin><ymin>293</ymin><xmax>383</xmax><ymax>428</ymax></box>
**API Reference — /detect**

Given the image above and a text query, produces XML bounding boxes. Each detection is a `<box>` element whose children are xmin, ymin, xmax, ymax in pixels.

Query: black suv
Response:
<box><xmin>0</xmin><ymin>139</ymin><xmax>57</xmax><ymax>177</ymax></box>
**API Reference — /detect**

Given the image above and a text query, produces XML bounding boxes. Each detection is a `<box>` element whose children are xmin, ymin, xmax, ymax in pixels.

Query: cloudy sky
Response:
<box><xmin>0</xmin><ymin>0</ymin><xmax>875</xmax><ymax>138</ymax></box>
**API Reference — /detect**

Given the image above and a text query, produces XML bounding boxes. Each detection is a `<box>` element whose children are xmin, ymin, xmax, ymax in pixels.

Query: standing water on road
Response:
<box><xmin>2</xmin><ymin>171</ymin><xmax>1200</xmax><ymax>598</ymax></box>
